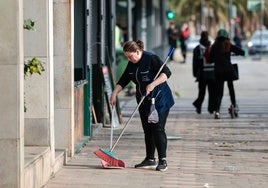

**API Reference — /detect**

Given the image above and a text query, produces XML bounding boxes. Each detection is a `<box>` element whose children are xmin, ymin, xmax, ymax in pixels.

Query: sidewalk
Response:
<box><xmin>45</xmin><ymin>55</ymin><xmax>268</xmax><ymax>188</ymax></box>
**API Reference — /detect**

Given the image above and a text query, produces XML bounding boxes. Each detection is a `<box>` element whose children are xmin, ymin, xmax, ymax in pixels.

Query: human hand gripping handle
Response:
<box><xmin>146</xmin><ymin>83</ymin><xmax>155</xmax><ymax>96</ymax></box>
<box><xmin>110</xmin><ymin>92</ymin><xmax>117</xmax><ymax>107</ymax></box>
<box><xmin>146</xmin><ymin>73</ymin><xmax>168</xmax><ymax>96</ymax></box>
<box><xmin>146</xmin><ymin>48</ymin><xmax>175</xmax><ymax>96</ymax></box>
<box><xmin>110</xmin><ymin>84</ymin><xmax>123</xmax><ymax>107</ymax></box>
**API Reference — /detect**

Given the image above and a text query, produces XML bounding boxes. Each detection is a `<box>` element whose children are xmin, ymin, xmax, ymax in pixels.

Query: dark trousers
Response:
<box><xmin>215</xmin><ymin>79</ymin><xmax>224</xmax><ymax>112</ymax></box>
<box><xmin>215</xmin><ymin>79</ymin><xmax>237</xmax><ymax>112</ymax></box>
<box><xmin>227</xmin><ymin>80</ymin><xmax>236</xmax><ymax>106</ymax></box>
<box><xmin>169</xmin><ymin>41</ymin><xmax>177</xmax><ymax>60</ymax></box>
<box><xmin>193</xmin><ymin>79</ymin><xmax>216</xmax><ymax>113</ymax></box>
<box><xmin>181</xmin><ymin>43</ymin><xmax>187</xmax><ymax>61</ymax></box>
<box><xmin>139</xmin><ymin>109</ymin><xmax>169</xmax><ymax>160</ymax></box>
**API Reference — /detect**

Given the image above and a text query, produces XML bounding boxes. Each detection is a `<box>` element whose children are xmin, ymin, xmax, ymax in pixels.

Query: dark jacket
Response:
<box><xmin>117</xmin><ymin>51</ymin><xmax>174</xmax><ymax>113</ymax></box>
<box><xmin>193</xmin><ymin>43</ymin><xmax>211</xmax><ymax>81</ymax></box>
<box><xmin>193</xmin><ymin>44</ymin><xmax>204</xmax><ymax>80</ymax></box>
<box><xmin>167</xmin><ymin>28</ymin><xmax>177</xmax><ymax>48</ymax></box>
<box><xmin>209</xmin><ymin>41</ymin><xmax>245</xmax><ymax>81</ymax></box>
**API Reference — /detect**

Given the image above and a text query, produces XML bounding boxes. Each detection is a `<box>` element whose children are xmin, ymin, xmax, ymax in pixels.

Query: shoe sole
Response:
<box><xmin>156</xmin><ymin>167</ymin><xmax>168</xmax><ymax>172</ymax></box>
<box><xmin>215</xmin><ymin>115</ymin><xmax>220</xmax><ymax>119</ymax></box>
<box><xmin>135</xmin><ymin>165</ymin><xmax>157</xmax><ymax>169</ymax></box>
<box><xmin>229</xmin><ymin>107</ymin><xmax>235</xmax><ymax>119</ymax></box>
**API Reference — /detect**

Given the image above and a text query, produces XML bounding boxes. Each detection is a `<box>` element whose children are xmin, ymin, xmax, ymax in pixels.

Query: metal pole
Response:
<box><xmin>100</xmin><ymin>0</ymin><xmax>105</xmax><ymax>64</ymax></box>
<box><xmin>127</xmin><ymin>0</ymin><xmax>133</xmax><ymax>41</ymax></box>
<box><xmin>141</xmin><ymin>0</ymin><xmax>147</xmax><ymax>49</ymax></box>
<box><xmin>259</xmin><ymin>0</ymin><xmax>264</xmax><ymax>59</ymax></box>
<box><xmin>228</xmin><ymin>0</ymin><xmax>233</xmax><ymax>39</ymax></box>
<box><xmin>201</xmin><ymin>0</ymin><xmax>205</xmax><ymax>31</ymax></box>
<box><xmin>111</xmin><ymin>0</ymin><xmax>116</xmax><ymax>69</ymax></box>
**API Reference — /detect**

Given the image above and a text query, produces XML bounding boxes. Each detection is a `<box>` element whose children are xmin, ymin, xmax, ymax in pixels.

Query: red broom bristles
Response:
<box><xmin>94</xmin><ymin>148</ymin><xmax>125</xmax><ymax>167</ymax></box>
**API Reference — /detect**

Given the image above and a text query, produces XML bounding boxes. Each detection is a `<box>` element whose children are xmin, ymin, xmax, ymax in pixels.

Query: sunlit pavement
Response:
<box><xmin>44</xmin><ymin>53</ymin><xmax>268</xmax><ymax>188</ymax></box>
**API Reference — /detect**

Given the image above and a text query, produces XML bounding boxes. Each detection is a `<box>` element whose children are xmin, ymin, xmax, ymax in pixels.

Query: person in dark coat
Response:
<box><xmin>179</xmin><ymin>23</ymin><xmax>190</xmax><ymax>63</ymax></box>
<box><xmin>167</xmin><ymin>22</ymin><xmax>178</xmax><ymax>60</ymax></box>
<box><xmin>110</xmin><ymin>40</ymin><xmax>174</xmax><ymax>171</ymax></box>
<box><xmin>209</xmin><ymin>29</ymin><xmax>245</xmax><ymax>119</ymax></box>
<box><xmin>192</xmin><ymin>31</ymin><xmax>215</xmax><ymax>114</ymax></box>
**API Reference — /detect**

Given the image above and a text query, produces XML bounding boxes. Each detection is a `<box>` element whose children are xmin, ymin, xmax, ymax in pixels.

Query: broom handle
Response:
<box><xmin>110</xmin><ymin>107</ymin><xmax>115</xmax><ymax>149</ymax></box>
<box><xmin>110</xmin><ymin>47</ymin><xmax>175</xmax><ymax>152</ymax></box>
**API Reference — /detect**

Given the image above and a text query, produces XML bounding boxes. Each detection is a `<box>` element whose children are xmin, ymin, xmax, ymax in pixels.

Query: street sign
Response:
<box><xmin>247</xmin><ymin>0</ymin><xmax>264</xmax><ymax>11</ymax></box>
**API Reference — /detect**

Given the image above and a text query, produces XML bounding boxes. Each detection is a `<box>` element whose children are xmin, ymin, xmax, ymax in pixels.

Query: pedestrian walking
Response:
<box><xmin>233</xmin><ymin>27</ymin><xmax>242</xmax><ymax>48</ymax></box>
<box><xmin>209</xmin><ymin>29</ymin><xmax>245</xmax><ymax>119</ymax></box>
<box><xmin>110</xmin><ymin>40</ymin><xmax>174</xmax><ymax>171</ymax></box>
<box><xmin>167</xmin><ymin>22</ymin><xmax>178</xmax><ymax>60</ymax></box>
<box><xmin>192</xmin><ymin>31</ymin><xmax>215</xmax><ymax>114</ymax></box>
<box><xmin>179</xmin><ymin>22</ymin><xmax>190</xmax><ymax>63</ymax></box>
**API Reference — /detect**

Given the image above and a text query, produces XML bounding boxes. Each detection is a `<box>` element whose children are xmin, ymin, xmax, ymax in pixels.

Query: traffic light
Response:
<box><xmin>166</xmin><ymin>10</ymin><xmax>174</xmax><ymax>20</ymax></box>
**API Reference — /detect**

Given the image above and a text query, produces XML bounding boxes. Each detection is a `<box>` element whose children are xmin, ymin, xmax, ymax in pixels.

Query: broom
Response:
<box><xmin>101</xmin><ymin>107</ymin><xmax>126</xmax><ymax>168</ymax></box>
<box><xmin>94</xmin><ymin>47</ymin><xmax>175</xmax><ymax>167</ymax></box>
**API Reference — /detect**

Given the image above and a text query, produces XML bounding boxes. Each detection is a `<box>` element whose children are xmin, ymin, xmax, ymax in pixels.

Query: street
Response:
<box><xmin>44</xmin><ymin>53</ymin><xmax>268</xmax><ymax>188</ymax></box>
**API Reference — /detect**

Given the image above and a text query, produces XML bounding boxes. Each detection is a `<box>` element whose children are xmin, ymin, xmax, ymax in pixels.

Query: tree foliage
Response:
<box><xmin>168</xmin><ymin>0</ymin><xmax>268</xmax><ymax>35</ymax></box>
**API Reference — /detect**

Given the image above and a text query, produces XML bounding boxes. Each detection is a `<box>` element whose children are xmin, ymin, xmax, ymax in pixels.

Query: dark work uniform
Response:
<box><xmin>117</xmin><ymin>51</ymin><xmax>174</xmax><ymax>160</ymax></box>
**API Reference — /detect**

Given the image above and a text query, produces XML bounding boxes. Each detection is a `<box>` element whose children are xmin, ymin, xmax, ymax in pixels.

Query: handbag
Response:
<box><xmin>232</xmin><ymin>63</ymin><xmax>239</xmax><ymax>81</ymax></box>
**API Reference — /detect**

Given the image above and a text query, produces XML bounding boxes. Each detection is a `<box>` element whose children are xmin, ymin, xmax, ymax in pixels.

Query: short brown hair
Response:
<box><xmin>123</xmin><ymin>40</ymin><xmax>144</xmax><ymax>52</ymax></box>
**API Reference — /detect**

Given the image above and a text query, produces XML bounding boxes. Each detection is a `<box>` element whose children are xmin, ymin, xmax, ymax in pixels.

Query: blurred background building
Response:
<box><xmin>0</xmin><ymin>0</ymin><xmax>267</xmax><ymax>187</ymax></box>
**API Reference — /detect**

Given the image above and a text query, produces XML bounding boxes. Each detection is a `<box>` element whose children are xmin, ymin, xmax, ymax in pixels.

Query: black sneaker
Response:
<box><xmin>196</xmin><ymin>107</ymin><xmax>201</xmax><ymax>114</ymax></box>
<box><xmin>193</xmin><ymin>103</ymin><xmax>201</xmax><ymax>114</ymax></box>
<box><xmin>214</xmin><ymin>111</ymin><xmax>220</xmax><ymax>119</ymax></box>
<box><xmin>134</xmin><ymin>158</ymin><xmax>157</xmax><ymax>169</ymax></box>
<box><xmin>156</xmin><ymin>159</ymin><xmax>168</xmax><ymax>172</ymax></box>
<box><xmin>229</xmin><ymin>105</ymin><xmax>235</xmax><ymax>118</ymax></box>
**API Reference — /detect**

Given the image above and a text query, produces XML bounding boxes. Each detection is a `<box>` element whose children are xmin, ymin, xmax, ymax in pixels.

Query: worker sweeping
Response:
<box><xmin>109</xmin><ymin>40</ymin><xmax>174</xmax><ymax>172</ymax></box>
